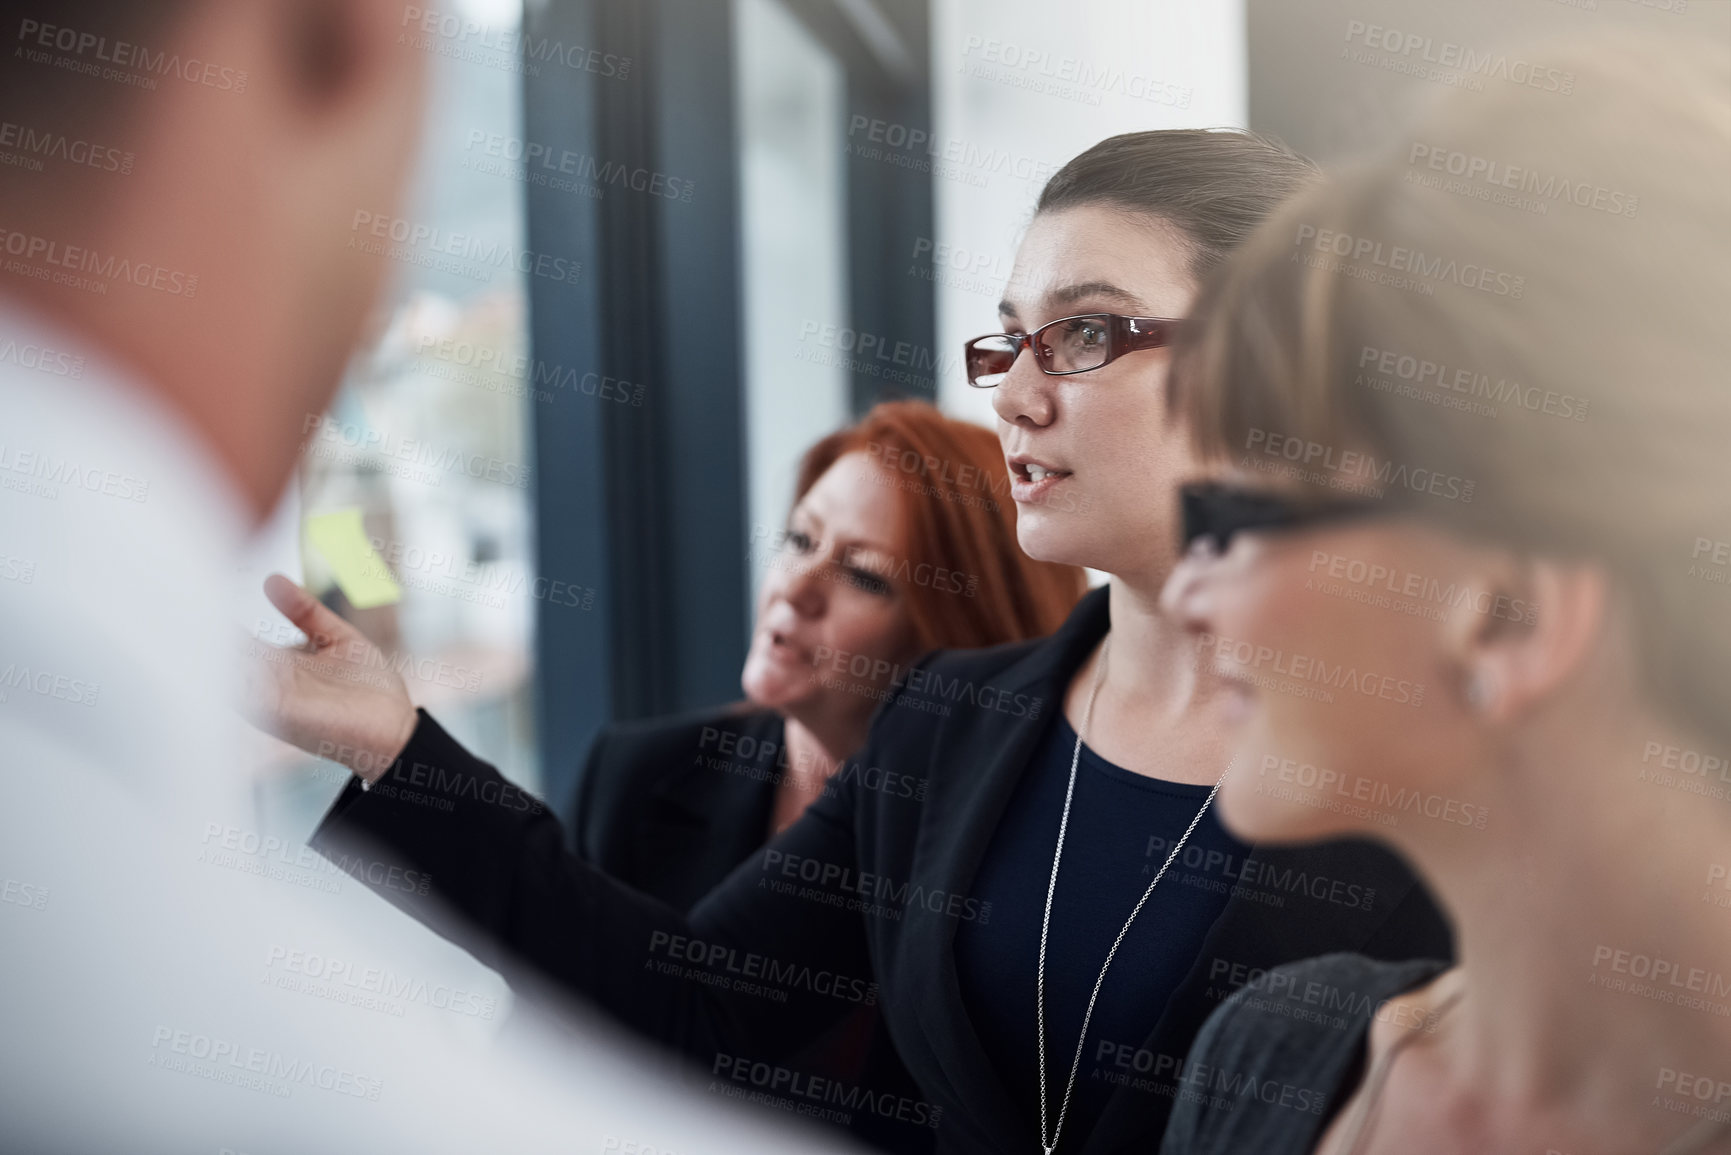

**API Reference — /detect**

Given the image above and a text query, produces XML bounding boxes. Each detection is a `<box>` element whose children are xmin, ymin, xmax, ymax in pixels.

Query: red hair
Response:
<box><xmin>794</xmin><ymin>400</ymin><xmax>1087</xmax><ymax>653</ymax></box>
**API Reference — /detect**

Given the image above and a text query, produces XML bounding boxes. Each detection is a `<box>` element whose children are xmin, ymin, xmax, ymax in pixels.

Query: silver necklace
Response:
<box><xmin>1036</xmin><ymin>636</ymin><xmax>1229</xmax><ymax>1155</ymax></box>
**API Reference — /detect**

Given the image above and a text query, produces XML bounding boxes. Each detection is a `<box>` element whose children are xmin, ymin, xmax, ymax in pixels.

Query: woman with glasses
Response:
<box><xmin>1157</xmin><ymin>35</ymin><xmax>1731</xmax><ymax>1155</ymax></box>
<box><xmin>251</xmin><ymin>129</ymin><xmax>1452</xmax><ymax>1155</ymax></box>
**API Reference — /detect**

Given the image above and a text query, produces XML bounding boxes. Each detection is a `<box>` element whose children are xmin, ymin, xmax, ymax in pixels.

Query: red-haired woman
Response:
<box><xmin>573</xmin><ymin>400</ymin><xmax>1087</xmax><ymax>911</ymax></box>
<box><xmin>253</xmin><ymin>401</ymin><xmax>1082</xmax><ymax>1153</ymax></box>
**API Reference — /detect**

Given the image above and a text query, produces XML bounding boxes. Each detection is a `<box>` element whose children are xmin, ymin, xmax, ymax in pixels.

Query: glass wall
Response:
<box><xmin>736</xmin><ymin>0</ymin><xmax>851</xmax><ymax>607</ymax></box>
<box><xmin>264</xmin><ymin>0</ymin><xmax>540</xmax><ymax>836</ymax></box>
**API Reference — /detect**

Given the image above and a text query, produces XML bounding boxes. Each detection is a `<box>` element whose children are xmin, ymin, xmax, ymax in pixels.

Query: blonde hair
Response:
<box><xmin>1172</xmin><ymin>32</ymin><xmax>1731</xmax><ymax>746</ymax></box>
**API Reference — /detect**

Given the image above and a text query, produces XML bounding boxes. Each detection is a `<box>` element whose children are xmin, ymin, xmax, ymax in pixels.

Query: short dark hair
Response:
<box><xmin>1037</xmin><ymin>129</ymin><xmax>1320</xmax><ymax>282</ymax></box>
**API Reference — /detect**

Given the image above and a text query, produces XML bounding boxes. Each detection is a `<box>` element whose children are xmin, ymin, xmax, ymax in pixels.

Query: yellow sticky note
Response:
<box><xmin>304</xmin><ymin>509</ymin><xmax>402</xmax><ymax>609</ymax></box>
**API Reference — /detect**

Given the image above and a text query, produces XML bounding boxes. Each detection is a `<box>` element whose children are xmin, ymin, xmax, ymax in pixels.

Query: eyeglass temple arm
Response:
<box><xmin>1114</xmin><ymin>316</ymin><xmax>1184</xmax><ymax>354</ymax></box>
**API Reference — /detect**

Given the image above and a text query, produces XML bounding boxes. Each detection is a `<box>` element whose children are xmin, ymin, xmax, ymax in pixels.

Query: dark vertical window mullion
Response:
<box><xmin>650</xmin><ymin>0</ymin><xmax>751</xmax><ymax>712</ymax></box>
<box><xmin>524</xmin><ymin>0</ymin><xmax>622</xmax><ymax>821</ymax></box>
<box><xmin>593</xmin><ymin>0</ymin><xmax>673</xmax><ymax>724</ymax></box>
<box><xmin>529</xmin><ymin>0</ymin><xmax>931</xmax><ymax>825</ymax></box>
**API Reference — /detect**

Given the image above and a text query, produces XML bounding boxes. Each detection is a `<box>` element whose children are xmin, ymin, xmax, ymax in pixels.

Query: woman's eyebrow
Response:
<box><xmin>1046</xmin><ymin>279</ymin><xmax>1148</xmax><ymax>312</ymax></box>
<box><xmin>999</xmin><ymin>280</ymin><xmax>1150</xmax><ymax>325</ymax></box>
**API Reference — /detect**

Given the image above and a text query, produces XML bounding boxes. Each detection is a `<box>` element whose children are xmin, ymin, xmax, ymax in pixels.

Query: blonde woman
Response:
<box><xmin>1158</xmin><ymin>31</ymin><xmax>1731</xmax><ymax>1155</ymax></box>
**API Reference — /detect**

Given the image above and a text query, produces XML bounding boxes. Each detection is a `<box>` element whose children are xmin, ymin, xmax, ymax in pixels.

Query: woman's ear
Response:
<box><xmin>1444</xmin><ymin>553</ymin><xmax>1609</xmax><ymax>723</ymax></box>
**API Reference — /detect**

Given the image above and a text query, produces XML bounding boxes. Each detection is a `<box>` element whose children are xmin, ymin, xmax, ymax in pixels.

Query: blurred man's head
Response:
<box><xmin>0</xmin><ymin>0</ymin><xmax>427</xmax><ymax>521</ymax></box>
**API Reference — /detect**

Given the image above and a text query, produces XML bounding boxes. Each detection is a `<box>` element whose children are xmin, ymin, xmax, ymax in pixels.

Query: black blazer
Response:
<box><xmin>571</xmin><ymin>706</ymin><xmax>784</xmax><ymax>913</ymax></box>
<box><xmin>312</xmin><ymin>586</ymin><xmax>1453</xmax><ymax>1155</ymax></box>
<box><xmin>568</xmin><ymin>707</ymin><xmax>930</xmax><ymax>1154</ymax></box>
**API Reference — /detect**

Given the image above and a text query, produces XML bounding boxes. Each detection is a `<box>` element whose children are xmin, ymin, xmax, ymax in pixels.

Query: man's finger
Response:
<box><xmin>263</xmin><ymin>574</ymin><xmax>351</xmax><ymax>650</ymax></box>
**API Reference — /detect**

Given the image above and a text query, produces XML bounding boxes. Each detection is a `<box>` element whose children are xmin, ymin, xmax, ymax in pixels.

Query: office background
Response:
<box><xmin>257</xmin><ymin>0</ymin><xmax>1716</xmax><ymax>844</ymax></box>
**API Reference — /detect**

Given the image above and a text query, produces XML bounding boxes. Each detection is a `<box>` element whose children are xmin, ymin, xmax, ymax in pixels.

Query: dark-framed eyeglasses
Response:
<box><xmin>1179</xmin><ymin>481</ymin><xmax>1384</xmax><ymax>554</ymax></box>
<box><xmin>963</xmin><ymin>313</ymin><xmax>1187</xmax><ymax>388</ymax></box>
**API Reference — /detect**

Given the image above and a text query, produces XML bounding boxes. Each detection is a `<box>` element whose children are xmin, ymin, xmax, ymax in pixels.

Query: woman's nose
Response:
<box><xmin>773</xmin><ymin>553</ymin><xmax>827</xmax><ymax>618</ymax></box>
<box><xmin>991</xmin><ymin>346</ymin><xmax>1055</xmax><ymax>428</ymax></box>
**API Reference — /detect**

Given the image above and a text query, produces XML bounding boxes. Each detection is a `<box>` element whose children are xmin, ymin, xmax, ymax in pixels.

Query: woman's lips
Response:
<box><xmin>760</xmin><ymin>628</ymin><xmax>812</xmax><ymax>668</ymax></box>
<box><xmin>1008</xmin><ymin>459</ymin><xmax>1074</xmax><ymax>504</ymax></box>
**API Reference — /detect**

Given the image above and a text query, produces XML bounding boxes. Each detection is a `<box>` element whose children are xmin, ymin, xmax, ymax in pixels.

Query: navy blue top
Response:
<box><xmin>954</xmin><ymin>714</ymin><xmax>1252</xmax><ymax>1148</ymax></box>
